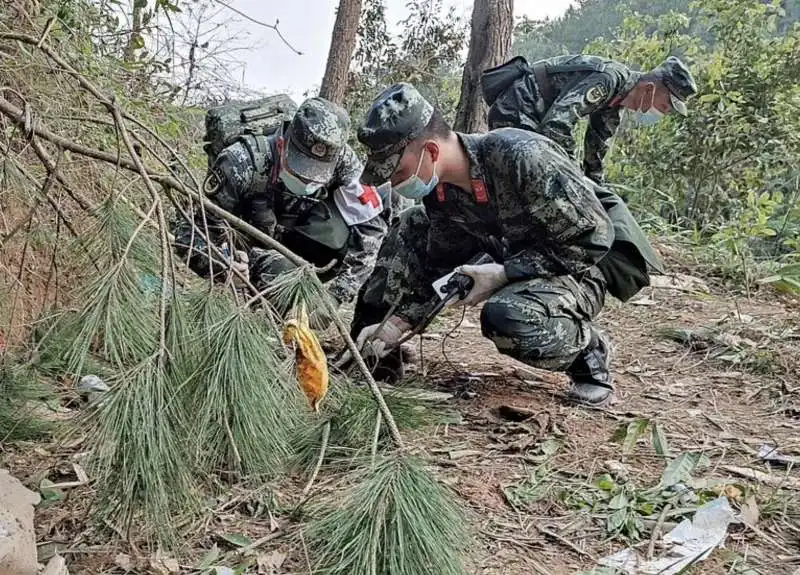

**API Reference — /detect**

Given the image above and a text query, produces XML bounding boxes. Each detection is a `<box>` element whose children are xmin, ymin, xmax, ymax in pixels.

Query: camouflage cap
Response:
<box><xmin>357</xmin><ymin>83</ymin><xmax>434</xmax><ymax>185</ymax></box>
<box><xmin>652</xmin><ymin>56</ymin><xmax>697</xmax><ymax>116</ymax></box>
<box><xmin>285</xmin><ymin>97</ymin><xmax>349</xmax><ymax>183</ymax></box>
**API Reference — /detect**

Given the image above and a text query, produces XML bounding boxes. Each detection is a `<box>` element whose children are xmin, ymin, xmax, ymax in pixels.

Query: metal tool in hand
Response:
<box><xmin>333</xmin><ymin>253</ymin><xmax>495</xmax><ymax>367</ymax></box>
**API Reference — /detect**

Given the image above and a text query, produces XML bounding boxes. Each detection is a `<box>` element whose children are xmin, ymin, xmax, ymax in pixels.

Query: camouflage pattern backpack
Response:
<box><xmin>203</xmin><ymin>94</ymin><xmax>298</xmax><ymax>166</ymax></box>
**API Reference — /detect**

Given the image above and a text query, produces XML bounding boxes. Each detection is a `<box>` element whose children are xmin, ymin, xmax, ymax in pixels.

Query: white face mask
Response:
<box><xmin>279</xmin><ymin>169</ymin><xmax>323</xmax><ymax>196</ymax></box>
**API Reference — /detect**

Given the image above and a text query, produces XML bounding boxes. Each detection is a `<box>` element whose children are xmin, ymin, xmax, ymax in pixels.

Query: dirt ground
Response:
<box><xmin>2</xmin><ymin>262</ymin><xmax>799</xmax><ymax>574</ymax></box>
<box><xmin>412</xmin><ymin>268</ymin><xmax>800</xmax><ymax>574</ymax></box>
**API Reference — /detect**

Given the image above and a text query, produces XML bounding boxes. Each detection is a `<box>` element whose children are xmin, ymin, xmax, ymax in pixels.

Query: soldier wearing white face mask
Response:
<box><xmin>482</xmin><ymin>55</ymin><xmax>698</xmax><ymax>184</ymax></box>
<box><xmin>172</xmin><ymin>97</ymin><xmax>389</xmax><ymax>317</ymax></box>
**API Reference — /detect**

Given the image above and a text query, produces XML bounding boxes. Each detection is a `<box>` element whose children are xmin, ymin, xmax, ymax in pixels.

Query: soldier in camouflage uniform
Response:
<box><xmin>347</xmin><ymin>83</ymin><xmax>663</xmax><ymax>404</ymax></box>
<box><xmin>173</xmin><ymin>97</ymin><xmax>388</xmax><ymax>312</ymax></box>
<box><xmin>481</xmin><ymin>55</ymin><xmax>698</xmax><ymax>183</ymax></box>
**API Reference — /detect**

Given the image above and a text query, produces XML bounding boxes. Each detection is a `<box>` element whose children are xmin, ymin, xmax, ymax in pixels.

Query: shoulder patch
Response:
<box><xmin>585</xmin><ymin>84</ymin><xmax>609</xmax><ymax>105</ymax></box>
<box><xmin>333</xmin><ymin>180</ymin><xmax>383</xmax><ymax>226</ymax></box>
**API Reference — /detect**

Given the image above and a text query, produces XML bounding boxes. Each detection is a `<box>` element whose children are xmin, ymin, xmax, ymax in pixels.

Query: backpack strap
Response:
<box><xmin>533</xmin><ymin>62</ymin><xmax>555</xmax><ymax>106</ymax></box>
<box><xmin>534</xmin><ymin>59</ymin><xmax>609</xmax><ymax>105</ymax></box>
<box><xmin>236</xmin><ymin>133</ymin><xmax>277</xmax><ymax>194</ymax></box>
<box><xmin>267</xmin><ymin>136</ymin><xmax>282</xmax><ymax>185</ymax></box>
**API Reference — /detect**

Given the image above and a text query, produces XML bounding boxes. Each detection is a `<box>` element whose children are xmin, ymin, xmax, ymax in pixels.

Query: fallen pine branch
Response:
<box><xmin>0</xmin><ymin>69</ymin><xmax>403</xmax><ymax>447</ymax></box>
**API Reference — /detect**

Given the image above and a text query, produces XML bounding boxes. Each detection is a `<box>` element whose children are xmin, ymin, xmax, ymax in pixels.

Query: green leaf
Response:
<box><xmin>608</xmin><ymin>491</ymin><xmax>629</xmax><ymax>510</ymax></box>
<box><xmin>197</xmin><ymin>545</ymin><xmax>221</xmax><ymax>569</ymax></box>
<box><xmin>660</xmin><ymin>453</ymin><xmax>708</xmax><ymax>488</ymax></box>
<box><xmin>38</xmin><ymin>479</ymin><xmax>65</xmax><ymax>507</ymax></box>
<box><xmin>219</xmin><ymin>533</ymin><xmax>252</xmax><ymax>548</ymax></box>
<box><xmin>595</xmin><ymin>474</ymin><xmax>617</xmax><ymax>492</ymax></box>
<box><xmin>607</xmin><ymin>506</ymin><xmax>628</xmax><ymax>533</ymax></box>
<box><xmin>612</xmin><ymin>418</ymin><xmax>650</xmax><ymax>455</ymax></box>
<box><xmin>651</xmin><ymin>423</ymin><xmax>670</xmax><ymax>457</ymax></box>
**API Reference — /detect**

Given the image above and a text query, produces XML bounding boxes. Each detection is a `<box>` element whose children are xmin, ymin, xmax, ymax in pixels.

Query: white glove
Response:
<box><xmin>222</xmin><ymin>242</ymin><xmax>249</xmax><ymax>287</ymax></box>
<box><xmin>231</xmin><ymin>251</ymin><xmax>249</xmax><ymax>288</ymax></box>
<box><xmin>453</xmin><ymin>263</ymin><xmax>508</xmax><ymax>307</ymax></box>
<box><xmin>335</xmin><ymin>316</ymin><xmax>410</xmax><ymax>367</ymax></box>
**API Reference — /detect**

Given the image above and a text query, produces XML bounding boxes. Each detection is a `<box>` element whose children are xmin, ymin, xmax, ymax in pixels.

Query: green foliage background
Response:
<box><xmin>510</xmin><ymin>0</ymin><xmax>800</xmax><ymax>287</ymax></box>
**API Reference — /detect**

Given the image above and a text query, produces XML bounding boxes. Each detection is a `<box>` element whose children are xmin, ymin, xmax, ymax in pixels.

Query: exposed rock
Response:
<box><xmin>0</xmin><ymin>469</ymin><xmax>41</xmax><ymax>575</ymax></box>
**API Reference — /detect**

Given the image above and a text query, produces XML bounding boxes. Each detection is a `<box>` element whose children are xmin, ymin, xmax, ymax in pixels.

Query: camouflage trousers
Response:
<box><xmin>352</xmin><ymin>206</ymin><xmax>608</xmax><ymax>372</ymax></box>
<box><xmin>248</xmin><ymin>247</ymin><xmax>298</xmax><ymax>290</ymax></box>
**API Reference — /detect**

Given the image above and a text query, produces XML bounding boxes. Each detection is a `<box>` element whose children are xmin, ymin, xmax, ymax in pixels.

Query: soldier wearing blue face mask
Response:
<box><xmin>172</xmin><ymin>97</ymin><xmax>390</xmax><ymax>318</ymax></box>
<box><xmin>346</xmin><ymin>83</ymin><xmax>663</xmax><ymax>405</ymax></box>
<box><xmin>482</xmin><ymin>55</ymin><xmax>698</xmax><ymax>184</ymax></box>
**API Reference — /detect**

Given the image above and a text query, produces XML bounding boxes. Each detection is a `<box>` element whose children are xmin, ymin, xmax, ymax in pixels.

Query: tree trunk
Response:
<box><xmin>454</xmin><ymin>0</ymin><xmax>513</xmax><ymax>133</ymax></box>
<box><xmin>319</xmin><ymin>0</ymin><xmax>363</xmax><ymax>104</ymax></box>
<box><xmin>123</xmin><ymin>0</ymin><xmax>145</xmax><ymax>63</ymax></box>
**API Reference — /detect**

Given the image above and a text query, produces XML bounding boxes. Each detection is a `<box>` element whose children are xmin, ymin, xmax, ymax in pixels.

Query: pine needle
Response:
<box><xmin>88</xmin><ymin>357</ymin><xmax>198</xmax><ymax>546</ymax></box>
<box><xmin>87</xmin><ymin>196</ymin><xmax>160</xmax><ymax>274</ymax></box>
<box><xmin>0</xmin><ymin>362</ymin><xmax>54</xmax><ymax>441</ymax></box>
<box><xmin>306</xmin><ymin>454</ymin><xmax>469</xmax><ymax>575</ymax></box>
<box><xmin>293</xmin><ymin>383</ymin><xmax>444</xmax><ymax>474</ymax></box>
<box><xmin>37</xmin><ymin>199</ymin><xmax>163</xmax><ymax>376</ymax></box>
<box><xmin>262</xmin><ymin>266</ymin><xmax>338</xmax><ymax>330</ymax></box>
<box><xmin>188</xmin><ymin>291</ymin><xmax>307</xmax><ymax>477</ymax></box>
<box><xmin>52</xmin><ymin>259</ymin><xmax>159</xmax><ymax>375</ymax></box>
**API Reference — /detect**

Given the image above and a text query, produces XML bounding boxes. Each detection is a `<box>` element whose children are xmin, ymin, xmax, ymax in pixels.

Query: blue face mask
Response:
<box><xmin>394</xmin><ymin>149</ymin><xmax>438</xmax><ymax>200</ymax></box>
<box><xmin>637</xmin><ymin>108</ymin><xmax>665</xmax><ymax>126</ymax></box>
<box><xmin>279</xmin><ymin>168</ymin><xmax>323</xmax><ymax>196</ymax></box>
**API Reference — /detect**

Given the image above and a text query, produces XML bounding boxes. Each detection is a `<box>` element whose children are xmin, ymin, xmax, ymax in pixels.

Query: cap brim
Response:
<box><xmin>670</xmin><ymin>93</ymin><xmax>688</xmax><ymax>116</ymax></box>
<box><xmin>286</xmin><ymin>140</ymin><xmax>335</xmax><ymax>183</ymax></box>
<box><xmin>360</xmin><ymin>151</ymin><xmax>402</xmax><ymax>186</ymax></box>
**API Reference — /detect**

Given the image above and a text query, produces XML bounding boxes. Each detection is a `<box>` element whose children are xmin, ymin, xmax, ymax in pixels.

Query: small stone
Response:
<box><xmin>76</xmin><ymin>375</ymin><xmax>109</xmax><ymax>395</ymax></box>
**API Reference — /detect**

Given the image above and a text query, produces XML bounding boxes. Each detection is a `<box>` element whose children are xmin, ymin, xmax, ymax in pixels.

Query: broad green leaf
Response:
<box><xmin>595</xmin><ymin>474</ymin><xmax>617</xmax><ymax>492</ymax></box>
<box><xmin>661</xmin><ymin>453</ymin><xmax>709</xmax><ymax>488</ymax></box>
<box><xmin>612</xmin><ymin>418</ymin><xmax>650</xmax><ymax>454</ymax></box>
<box><xmin>608</xmin><ymin>491</ymin><xmax>629</xmax><ymax>510</ymax></box>
<box><xmin>607</xmin><ymin>507</ymin><xmax>628</xmax><ymax>532</ymax></box>
<box><xmin>652</xmin><ymin>423</ymin><xmax>670</xmax><ymax>456</ymax></box>
<box><xmin>219</xmin><ymin>533</ymin><xmax>252</xmax><ymax>548</ymax></box>
<box><xmin>197</xmin><ymin>545</ymin><xmax>220</xmax><ymax>569</ymax></box>
<box><xmin>38</xmin><ymin>479</ymin><xmax>66</xmax><ymax>507</ymax></box>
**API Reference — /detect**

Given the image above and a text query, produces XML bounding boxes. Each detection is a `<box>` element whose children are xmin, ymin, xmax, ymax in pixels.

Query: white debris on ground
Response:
<box><xmin>597</xmin><ymin>496</ymin><xmax>735</xmax><ymax>575</ymax></box>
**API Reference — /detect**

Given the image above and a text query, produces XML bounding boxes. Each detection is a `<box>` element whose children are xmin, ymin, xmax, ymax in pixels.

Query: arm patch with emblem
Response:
<box><xmin>585</xmin><ymin>83</ymin><xmax>609</xmax><ymax>105</ymax></box>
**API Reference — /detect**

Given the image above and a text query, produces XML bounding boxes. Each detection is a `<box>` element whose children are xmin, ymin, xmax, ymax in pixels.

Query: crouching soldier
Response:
<box><xmin>346</xmin><ymin>83</ymin><xmax>663</xmax><ymax>405</ymax></box>
<box><xmin>173</xmin><ymin>97</ymin><xmax>387</xmax><ymax>319</ymax></box>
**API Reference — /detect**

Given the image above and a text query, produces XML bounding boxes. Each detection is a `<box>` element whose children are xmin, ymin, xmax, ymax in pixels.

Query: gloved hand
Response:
<box><xmin>335</xmin><ymin>316</ymin><xmax>411</xmax><ymax>367</ymax></box>
<box><xmin>453</xmin><ymin>262</ymin><xmax>508</xmax><ymax>307</ymax></box>
<box><xmin>231</xmin><ymin>252</ymin><xmax>250</xmax><ymax>288</ymax></box>
<box><xmin>222</xmin><ymin>242</ymin><xmax>249</xmax><ymax>288</ymax></box>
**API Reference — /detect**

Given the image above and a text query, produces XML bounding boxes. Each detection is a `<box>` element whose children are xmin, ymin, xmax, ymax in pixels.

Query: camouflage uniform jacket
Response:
<box><xmin>174</xmin><ymin>134</ymin><xmax>387</xmax><ymax>304</ymax></box>
<box><xmin>486</xmin><ymin>55</ymin><xmax>640</xmax><ymax>183</ymax></box>
<box><xmin>391</xmin><ymin>128</ymin><xmax>617</xmax><ymax>325</ymax></box>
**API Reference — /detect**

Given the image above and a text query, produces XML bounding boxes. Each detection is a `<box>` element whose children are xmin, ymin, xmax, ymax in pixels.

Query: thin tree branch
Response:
<box><xmin>0</xmin><ymin>32</ymin><xmax>199</xmax><ymax>189</ymax></box>
<box><xmin>206</xmin><ymin>0</ymin><xmax>304</xmax><ymax>55</ymax></box>
<box><xmin>302</xmin><ymin>421</ymin><xmax>330</xmax><ymax>496</ymax></box>
<box><xmin>0</xmin><ymin>147</ymin><xmax>86</xmax><ymax>246</ymax></box>
<box><xmin>109</xmin><ymin>101</ymin><xmax>172</xmax><ymax>363</ymax></box>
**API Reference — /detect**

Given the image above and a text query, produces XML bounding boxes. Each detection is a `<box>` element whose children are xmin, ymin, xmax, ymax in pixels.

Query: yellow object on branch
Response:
<box><xmin>283</xmin><ymin>304</ymin><xmax>329</xmax><ymax>413</ymax></box>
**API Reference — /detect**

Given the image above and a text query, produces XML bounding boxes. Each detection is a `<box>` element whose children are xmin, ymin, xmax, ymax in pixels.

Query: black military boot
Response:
<box><xmin>565</xmin><ymin>328</ymin><xmax>614</xmax><ymax>405</ymax></box>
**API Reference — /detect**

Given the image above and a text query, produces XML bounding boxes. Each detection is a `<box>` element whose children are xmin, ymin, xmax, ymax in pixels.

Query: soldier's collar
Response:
<box><xmin>454</xmin><ymin>133</ymin><xmax>490</xmax><ymax>204</ymax></box>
